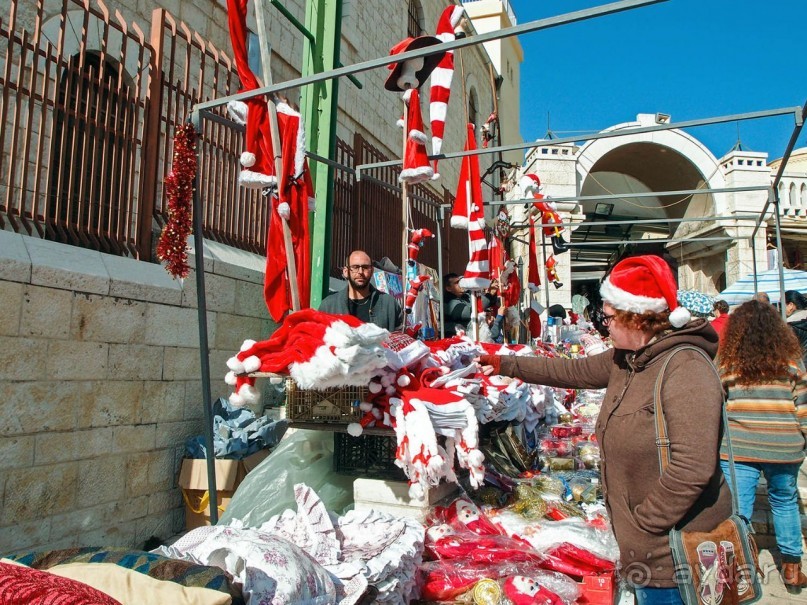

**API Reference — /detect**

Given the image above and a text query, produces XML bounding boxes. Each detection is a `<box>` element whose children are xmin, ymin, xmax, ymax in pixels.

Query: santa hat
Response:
<box><xmin>455</xmin><ymin>124</ymin><xmax>490</xmax><ymax>289</ymax></box>
<box><xmin>529</xmin><ymin>299</ymin><xmax>545</xmax><ymax>340</ymax></box>
<box><xmin>385</xmin><ymin>36</ymin><xmax>445</xmax><ymax>92</ymax></box>
<box><xmin>429</xmin><ymin>5</ymin><xmax>465</xmax><ymax>179</ymax></box>
<box><xmin>527</xmin><ymin>217</ymin><xmax>541</xmax><ymax>292</ymax></box>
<box><xmin>450</xmin><ymin>123</ymin><xmax>481</xmax><ymax>229</ymax></box>
<box><xmin>600</xmin><ymin>255</ymin><xmax>691</xmax><ymax>328</ymax></box>
<box><xmin>399</xmin><ymin>89</ymin><xmax>434</xmax><ymax>185</ymax></box>
<box><xmin>519</xmin><ymin>173</ymin><xmax>542</xmax><ymax>198</ymax></box>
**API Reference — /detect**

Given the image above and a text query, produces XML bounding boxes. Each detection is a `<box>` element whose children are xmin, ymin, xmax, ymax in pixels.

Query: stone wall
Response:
<box><xmin>0</xmin><ymin>230</ymin><xmax>274</xmax><ymax>552</ymax></box>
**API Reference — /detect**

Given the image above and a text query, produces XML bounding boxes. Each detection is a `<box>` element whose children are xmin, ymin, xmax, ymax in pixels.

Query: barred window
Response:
<box><xmin>468</xmin><ymin>87</ymin><xmax>478</xmax><ymax>128</ymax></box>
<box><xmin>407</xmin><ymin>0</ymin><xmax>424</xmax><ymax>37</ymax></box>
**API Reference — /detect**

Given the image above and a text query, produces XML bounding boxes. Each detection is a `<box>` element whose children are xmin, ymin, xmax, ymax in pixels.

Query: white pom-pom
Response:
<box><xmin>359</xmin><ymin>401</ymin><xmax>374</xmax><ymax>412</ymax></box>
<box><xmin>669</xmin><ymin>306</ymin><xmax>691</xmax><ymax>329</ymax></box>
<box><xmin>397</xmin><ymin>374</ymin><xmax>411</xmax><ymax>387</ymax></box>
<box><xmin>240</xmin><ymin>151</ymin><xmax>256</xmax><ymax>168</ymax></box>
<box><xmin>380</xmin><ymin>375</ymin><xmax>393</xmax><ymax>387</ymax></box>
<box><xmin>427</xmin><ymin>454</ymin><xmax>444</xmax><ymax>472</ymax></box>
<box><xmin>239</xmin><ymin>384</ymin><xmax>260</xmax><ymax>405</ymax></box>
<box><xmin>277</xmin><ymin>202</ymin><xmax>290</xmax><ymax>220</ymax></box>
<box><xmin>224</xmin><ymin>371</ymin><xmax>237</xmax><ymax>386</ymax></box>
<box><xmin>402</xmin><ymin>89</ymin><xmax>413</xmax><ymax>103</ymax></box>
<box><xmin>396</xmin><ymin>118</ymin><xmax>405</xmax><ymax>129</ymax></box>
<box><xmin>242</xmin><ymin>355</ymin><xmax>262</xmax><ymax>373</ymax></box>
<box><xmin>240</xmin><ymin>339</ymin><xmax>257</xmax><ymax>352</ymax></box>
<box><xmin>369</xmin><ymin>382</ymin><xmax>383</xmax><ymax>394</ymax></box>
<box><xmin>386</xmin><ymin>386</ymin><xmax>397</xmax><ymax>395</ymax></box>
<box><xmin>347</xmin><ymin>422</ymin><xmax>364</xmax><ymax>437</ymax></box>
<box><xmin>468</xmin><ymin>449</ymin><xmax>485</xmax><ymax>467</ymax></box>
<box><xmin>229</xmin><ymin>391</ymin><xmax>244</xmax><ymax>407</ymax></box>
<box><xmin>227</xmin><ymin>356</ymin><xmax>245</xmax><ymax>373</ymax></box>
<box><xmin>409</xmin><ymin>483</ymin><xmax>425</xmax><ymax>500</ymax></box>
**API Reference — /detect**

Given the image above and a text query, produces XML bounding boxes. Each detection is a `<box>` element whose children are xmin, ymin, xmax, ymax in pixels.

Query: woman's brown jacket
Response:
<box><xmin>495</xmin><ymin>319</ymin><xmax>733</xmax><ymax>588</ymax></box>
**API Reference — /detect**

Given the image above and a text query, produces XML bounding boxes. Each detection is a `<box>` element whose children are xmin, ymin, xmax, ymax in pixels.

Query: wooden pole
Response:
<box><xmin>466</xmin><ymin>179</ymin><xmax>479</xmax><ymax>342</ymax></box>
<box><xmin>254</xmin><ymin>0</ymin><xmax>301</xmax><ymax>312</ymax></box>
<box><xmin>401</xmin><ymin>94</ymin><xmax>409</xmax><ymax>289</ymax></box>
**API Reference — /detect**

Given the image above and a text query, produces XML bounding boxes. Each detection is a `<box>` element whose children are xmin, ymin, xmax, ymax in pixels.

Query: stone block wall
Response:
<box><xmin>0</xmin><ymin>230</ymin><xmax>275</xmax><ymax>553</ymax></box>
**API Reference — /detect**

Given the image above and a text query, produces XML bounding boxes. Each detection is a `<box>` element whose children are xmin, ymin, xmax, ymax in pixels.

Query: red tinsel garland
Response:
<box><xmin>156</xmin><ymin>123</ymin><xmax>197</xmax><ymax>279</ymax></box>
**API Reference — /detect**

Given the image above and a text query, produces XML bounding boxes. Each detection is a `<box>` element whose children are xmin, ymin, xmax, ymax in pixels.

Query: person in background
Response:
<box><xmin>710</xmin><ymin>299</ymin><xmax>730</xmax><ymax>342</ymax></box>
<box><xmin>486</xmin><ymin>304</ymin><xmax>507</xmax><ymax>343</ymax></box>
<box><xmin>319</xmin><ymin>250</ymin><xmax>402</xmax><ymax>332</ymax></box>
<box><xmin>755</xmin><ymin>291</ymin><xmax>771</xmax><ymax>304</ymax></box>
<box><xmin>479</xmin><ymin>255</ymin><xmax>731</xmax><ymax>604</ymax></box>
<box><xmin>717</xmin><ymin>300</ymin><xmax>807</xmax><ymax>593</ymax></box>
<box><xmin>442</xmin><ymin>273</ymin><xmax>495</xmax><ymax>336</ymax></box>
<box><xmin>785</xmin><ymin>290</ymin><xmax>807</xmax><ymax>364</ymax></box>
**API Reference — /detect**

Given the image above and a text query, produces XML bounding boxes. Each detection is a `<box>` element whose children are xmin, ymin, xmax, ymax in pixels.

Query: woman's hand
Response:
<box><xmin>475</xmin><ymin>354</ymin><xmax>500</xmax><ymax>376</ymax></box>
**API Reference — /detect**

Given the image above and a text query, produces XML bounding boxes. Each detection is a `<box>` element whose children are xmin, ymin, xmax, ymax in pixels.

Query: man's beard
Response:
<box><xmin>347</xmin><ymin>274</ymin><xmax>370</xmax><ymax>292</ymax></box>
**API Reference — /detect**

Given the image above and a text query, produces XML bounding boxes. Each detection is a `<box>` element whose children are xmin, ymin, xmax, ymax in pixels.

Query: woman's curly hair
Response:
<box><xmin>612</xmin><ymin>308</ymin><xmax>671</xmax><ymax>335</ymax></box>
<box><xmin>718</xmin><ymin>299</ymin><xmax>802</xmax><ymax>384</ymax></box>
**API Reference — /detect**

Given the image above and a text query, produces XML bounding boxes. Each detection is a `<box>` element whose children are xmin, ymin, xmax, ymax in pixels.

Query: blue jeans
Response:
<box><xmin>634</xmin><ymin>586</ymin><xmax>683</xmax><ymax>605</ymax></box>
<box><xmin>721</xmin><ymin>459</ymin><xmax>803</xmax><ymax>561</ymax></box>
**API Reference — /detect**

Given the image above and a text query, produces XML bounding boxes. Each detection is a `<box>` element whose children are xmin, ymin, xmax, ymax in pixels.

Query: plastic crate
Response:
<box><xmin>284</xmin><ymin>378</ymin><xmax>367</xmax><ymax>423</ymax></box>
<box><xmin>333</xmin><ymin>433</ymin><xmax>406</xmax><ymax>481</ymax></box>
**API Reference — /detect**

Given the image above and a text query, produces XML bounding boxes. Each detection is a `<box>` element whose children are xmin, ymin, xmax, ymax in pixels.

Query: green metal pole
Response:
<box><xmin>302</xmin><ymin>0</ymin><xmax>342</xmax><ymax>308</ymax></box>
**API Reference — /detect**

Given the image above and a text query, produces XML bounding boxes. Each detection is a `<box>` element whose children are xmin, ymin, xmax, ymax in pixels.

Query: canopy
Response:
<box><xmin>718</xmin><ymin>268</ymin><xmax>807</xmax><ymax>305</ymax></box>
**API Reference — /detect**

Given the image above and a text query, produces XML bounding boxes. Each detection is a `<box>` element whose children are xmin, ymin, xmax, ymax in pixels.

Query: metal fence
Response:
<box><xmin>0</xmin><ymin>0</ymin><xmax>469</xmax><ymax>278</ymax></box>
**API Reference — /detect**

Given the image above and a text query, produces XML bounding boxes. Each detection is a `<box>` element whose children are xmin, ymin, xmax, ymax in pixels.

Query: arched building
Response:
<box><xmin>510</xmin><ymin>113</ymin><xmax>794</xmax><ymax>309</ymax></box>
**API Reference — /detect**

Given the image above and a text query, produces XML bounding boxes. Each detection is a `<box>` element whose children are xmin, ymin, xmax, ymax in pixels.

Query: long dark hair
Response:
<box><xmin>718</xmin><ymin>300</ymin><xmax>802</xmax><ymax>384</ymax></box>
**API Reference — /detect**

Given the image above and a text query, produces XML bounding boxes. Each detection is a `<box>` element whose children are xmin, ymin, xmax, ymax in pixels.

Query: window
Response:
<box><xmin>801</xmin><ymin>183</ymin><xmax>807</xmax><ymax>208</ymax></box>
<box><xmin>407</xmin><ymin>0</ymin><xmax>424</xmax><ymax>37</ymax></box>
<box><xmin>468</xmin><ymin>87</ymin><xmax>478</xmax><ymax>128</ymax></box>
<box><xmin>790</xmin><ymin>183</ymin><xmax>797</xmax><ymax>207</ymax></box>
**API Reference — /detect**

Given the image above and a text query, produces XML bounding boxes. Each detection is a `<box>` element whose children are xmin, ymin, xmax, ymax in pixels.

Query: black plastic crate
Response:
<box><xmin>333</xmin><ymin>433</ymin><xmax>406</xmax><ymax>481</ymax></box>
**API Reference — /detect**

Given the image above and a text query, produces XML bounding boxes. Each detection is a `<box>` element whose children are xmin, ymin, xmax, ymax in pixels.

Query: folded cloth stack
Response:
<box><xmin>225</xmin><ymin>309</ymin><xmax>390</xmax><ymax>405</ymax></box>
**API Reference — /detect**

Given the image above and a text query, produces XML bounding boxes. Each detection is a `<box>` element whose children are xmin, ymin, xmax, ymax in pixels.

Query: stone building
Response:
<box><xmin>0</xmin><ymin>0</ymin><xmax>522</xmax><ymax>551</ymax></box>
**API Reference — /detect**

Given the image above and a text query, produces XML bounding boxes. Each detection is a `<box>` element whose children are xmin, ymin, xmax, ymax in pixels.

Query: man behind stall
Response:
<box><xmin>319</xmin><ymin>250</ymin><xmax>403</xmax><ymax>332</ymax></box>
<box><xmin>442</xmin><ymin>272</ymin><xmax>495</xmax><ymax>336</ymax></box>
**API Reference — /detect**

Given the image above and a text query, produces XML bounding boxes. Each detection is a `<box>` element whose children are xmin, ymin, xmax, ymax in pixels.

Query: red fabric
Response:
<box><xmin>502</xmin><ymin>262</ymin><xmax>521</xmax><ymax>308</ymax></box>
<box><xmin>479</xmin><ymin>354</ymin><xmax>502</xmax><ymax>375</ymax></box>
<box><xmin>400</xmin><ymin>89</ymin><xmax>433</xmax><ymax>184</ymax></box>
<box><xmin>488</xmin><ymin>236</ymin><xmax>504</xmax><ymax>281</ymax></box>
<box><xmin>711</xmin><ymin>314</ymin><xmax>728</xmax><ymax>341</ymax></box>
<box><xmin>429</xmin><ymin>5</ymin><xmax>464</xmax><ymax>174</ymax></box>
<box><xmin>456</xmin><ymin>124</ymin><xmax>489</xmax><ymax>288</ymax></box>
<box><xmin>0</xmin><ymin>562</ymin><xmax>122</xmax><ymax>604</ymax></box>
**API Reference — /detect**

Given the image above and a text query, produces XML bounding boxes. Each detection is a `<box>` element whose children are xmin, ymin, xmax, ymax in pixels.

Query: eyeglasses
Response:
<box><xmin>348</xmin><ymin>264</ymin><xmax>372</xmax><ymax>273</ymax></box>
<box><xmin>601</xmin><ymin>312</ymin><xmax>616</xmax><ymax>327</ymax></box>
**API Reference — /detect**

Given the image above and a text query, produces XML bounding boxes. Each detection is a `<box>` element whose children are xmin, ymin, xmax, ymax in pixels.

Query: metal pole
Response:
<box><xmin>510</xmin><ymin>213</ymin><xmax>764</xmax><ymax>231</ymax></box>
<box><xmin>541</xmin><ymin>231</ymin><xmax>550</xmax><ymax>326</ymax></box>
<box><xmin>195</xmin><ymin>0</ymin><xmax>669</xmax><ymax>112</ymax></box>
<box><xmin>437</xmin><ymin>205</ymin><xmax>446</xmax><ymax>340</ymax></box>
<box><xmin>772</xmin><ymin>189</ymin><xmax>787</xmax><ymax>320</ymax></box>
<box><xmin>190</xmin><ymin>111</ymin><xmax>219</xmax><ymax>525</ymax></box>
<box><xmin>750</xmin><ymin>235</ymin><xmax>758</xmax><ymax>295</ymax></box>
<box><xmin>516</xmin><ymin>257</ymin><xmax>525</xmax><ymax>344</ymax></box>
<box><xmin>470</xmin><ymin>291</ymin><xmax>479</xmax><ymax>341</ymax></box>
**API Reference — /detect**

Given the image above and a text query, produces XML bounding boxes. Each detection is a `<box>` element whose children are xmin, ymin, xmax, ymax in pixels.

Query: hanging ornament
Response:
<box><xmin>405</xmin><ymin>275</ymin><xmax>431</xmax><ymax>315</ymax></box>
<box><xmin>156</xmin><ymin>123</ymin><xmax>197</xmax><ymax>280</ymax></box>
<box><xmin>407</xmin><ymin>228</ymin><xmax>435</xmax><ymax>266</ymax></box>
<box><xmin>546</xmin><ymin>255</ymin><xmax>563</xmax><ymax>289</ymax></box>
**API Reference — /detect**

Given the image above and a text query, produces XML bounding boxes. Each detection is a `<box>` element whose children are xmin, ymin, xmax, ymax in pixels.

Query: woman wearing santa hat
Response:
<box><xmin>480</xmin><ymin>255</ymin><xmax>732</xmax><ymax>605</ymax></box>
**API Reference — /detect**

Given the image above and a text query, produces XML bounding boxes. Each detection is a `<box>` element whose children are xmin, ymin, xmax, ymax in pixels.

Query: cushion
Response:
<box><xmin>4</xmin><ymin>548</ymin><xmax>242</xmax><ymax>604</ymax></box>
<box><xmin>49</xmin><ymin>563</ymin><xmax>231</xmax><ymax>605</ymax></box>
<box><xmin>0</xmin><ymin>561</ymin><xmax>122</xmax><ymax>604</ymax></box>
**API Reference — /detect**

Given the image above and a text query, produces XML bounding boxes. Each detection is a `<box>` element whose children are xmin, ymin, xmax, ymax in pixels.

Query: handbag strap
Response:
<box><xmin>653</xmin><ymin>344</ymin><xmax>740</xmax><ymax>516</ymax></box>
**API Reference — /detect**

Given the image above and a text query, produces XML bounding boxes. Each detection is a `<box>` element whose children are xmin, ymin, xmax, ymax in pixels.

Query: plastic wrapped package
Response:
<box><xmin>219</xmin><ymin>430</ymin><xmax>355</xmax><ymax>527</ymax></box>
<box><xmin>419</xmin><ymin>560</ymin><xmax>580</xmax><ymax>603</ymax></box>
<box><xmin>492</xmin><ymin>512</ymin><xmax>619</xmax><ymax>563</ymax></box>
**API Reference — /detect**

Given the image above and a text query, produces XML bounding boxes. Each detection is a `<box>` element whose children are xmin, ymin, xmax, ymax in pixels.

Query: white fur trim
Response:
<box><xmin>408</xmin><ymin>129</ymin><xmax>428</xmax><ymax>145</ymax></box>
<box><xmin>240</xmin><ymin>339</ymin><xmax>257</xmax><ymax>352</ymax></box>
<box><xmin>240</xmin><ymin>151</ymin><xmax>256</xmax><ymax>168</ymax></box>
<box><xmin>600</xmin><ymin>276</ymin><xmax>668</xmax><ymax>314</ymax></box>
<box><xmin>277</xmin><ymin>102</ymin><xmax>307</xmax><ymax>179</ymax></box>
<box><xmin>402</xmin><ymin>89</ymin><xmax>413</xmax><ymax>103</ymax></box>
<box><xmin>429</xmin><ymin>66</ymin><xmax>454</xmax><ymax>89</ymax></box>
<box><xmin>224</xmin><ymin>371</ymin><xmax>237</xmax><ymax>386</ymax></box>
<box><xmin>465</xmin><ymin>260</ymin><xmax>490</xmax><ymax>273</ymax></box>
<box><xmin>450</xmin><ymin>216</ymin><xmax>468</xmax><ymax>229</ymax></box>
<box><xmin>239</xmin><ymin>170</ymin><xmax>277</xmax><ymax>189</ymax></box>
<box><xmin>227</xmin><ymin>100</ymin><xmax>247</xmax><ymax>125</ymax></box>
<box><xmin>229</xmin><ymin>391</ymin><xmax>244</xmax><ymax>407</ymax></box>
<box><xmin>347</xmin><ymin>423</ymin><xmax>363</xmax><ymax>437</ymax></box>
<box><xmin>435</xmin><ymin>32</ymin><xmax>455</xmax><ymax>43</ymax></box>
<box><xmin>277</xmin><ymin>201</ymin><xmax>291</xmax><ymax>220</ymax></box>
<box><xmin>460</xmin><ymin>276</ymin><xmax>491</xmax><ymax>289</ymax></box>
<box><xmin>431</xmin><ymin>171</ymin><xmax>441</xmax><ymax>181</ymax></box>
<box><xmin>242</xmin><ymin>355</ymin><xmax>262</xmax><ymax>373</ymax></box>
<box><xmin>399</xmin><ymin>166</ymin><xmax>434</xmax><ymax>184</ymax></box>
<box><xmin>669</xmin><ymin>306</ymin><xmax>691</xmax><ymax>328</ymax></box>
<box><xmin>430</xmin><ymin>102</ymin><xmax>448</xmax><ymax>123</ymax></box>
<box><xmin>468</xmin><ymin>449</ymin><xmax>485</xmax><ymax>467</ymax></box>
<box><xmin>396</xmin><ymin>118</ymin><xmax>405</xmax><ymax>129</ymax></box>
<box><xmin>238</xmin><ymin>383</ymin><xmax>260</xmax><ymax>405</ymax></box>
<box><xmin>227</xmin><ymin>356</ymin><xmax>245</xmax><ymax>373</ymax></box>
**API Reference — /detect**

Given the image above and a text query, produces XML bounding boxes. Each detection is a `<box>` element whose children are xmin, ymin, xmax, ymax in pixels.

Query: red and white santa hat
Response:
<box><xmin>518</xmin><ymin>173</ymin><xmax>542</xmax><ymax>198</ymax></box>
<box><xmin>429</xmin><ymin>5</ymin><xmax>465</xmax><ymax>179</ymax></box>
<box><xmin>600</xmin><ymin>255</ymin><xmax>691</xmax><ymax>328</ymax></box>
<box><xmin>399</xmin><ymin>89</ymin><xmax>434</xmax><ymax>185</ymax></box>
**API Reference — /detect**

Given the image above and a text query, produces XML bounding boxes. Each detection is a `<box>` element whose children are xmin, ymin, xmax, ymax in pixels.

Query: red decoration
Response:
<box><xmin>156</xmin><ymin>123</ymin><xmax>197</xmax><ymax>279</ymax></box>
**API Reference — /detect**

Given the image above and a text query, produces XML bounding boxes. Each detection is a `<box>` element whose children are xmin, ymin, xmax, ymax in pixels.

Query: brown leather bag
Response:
<box><xmin>654</xmin><ymin>346</ymin><xmax>762</xmax><ymax>605</ymax></box>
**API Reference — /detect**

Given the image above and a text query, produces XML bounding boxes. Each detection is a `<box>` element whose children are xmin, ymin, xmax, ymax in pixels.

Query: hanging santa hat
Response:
<box><xmin>429</xmin><ymin>5</ymin><xmax>465</xmax><ymax>179</ymax></box>
<box><xmin>488</xmin><ymin>236</ymin><xmax>504</xmax><ymax>283</ymax></box>
<box><xmin>399</xmin><ymin>89</ymin><xmax>434</xmax><ymax>185</ymax></box>
<box><xmin>385</xmin><ymin>36</ymin><xmax>445</xmax><ymax>92</ymax></box>
<box><xmin>527</xmin><ymin>217</ymin><xmax>541</xmax><ymax>293</ymax></box>
<box><xmin>600</xmin><ymin>255</ymin><xmax>691</xmax><ymax>328</ymax></box>
<box><xmin>529</xmin><ymin>299</ymin><xmax>545</xmax><ymax>340</ymax></box>
<box><xmin>519</xmin><ymin>173</ymin><xmax>542</xmax><ymax>198</ymax></box>
<box><xmin>455</xmin><ymin>125</ymin><xmax>490</xmax><ymax>289</ymax></box>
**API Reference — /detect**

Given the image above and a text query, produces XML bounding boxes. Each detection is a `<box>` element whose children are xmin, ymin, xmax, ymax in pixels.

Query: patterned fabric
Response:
<box><xmin>721</xmin><ymin>363</ymin><xmax>807</xmax><ymax>463</ymax></box>
<box><xmin>3</xmin><ymin>548</ymin><xmax>242</xmax><ymax>604</ymax></box>
<box><xmin>677</xmin><ymin>289</ymin><xmax>714</xmax><ymax>318</ymax></box>
<box><xmin>0</xmin><ymin>561</ymin><xmax>122</xmax><ymax>605</ymax></box>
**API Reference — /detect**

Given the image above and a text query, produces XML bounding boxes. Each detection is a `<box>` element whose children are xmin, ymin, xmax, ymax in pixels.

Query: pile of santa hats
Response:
<box><xmin>225</xmin><ymin>309</ymin><xmax>390</xmax><ymax>406</ymax></box>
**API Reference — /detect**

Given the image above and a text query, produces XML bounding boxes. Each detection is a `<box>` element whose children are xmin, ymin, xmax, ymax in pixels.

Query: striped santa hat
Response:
<box><xmin>455</xmin><ymin>124</ymin><xmax>490</xmax><ymax>289</ymax></box>
<box><xmin>399</xmin><ymin>89</ymin><xmax>434</xmax><ymax>184</ymax></box>
<box><xmin>429</xmin><ymin>5</ymin><xmax>465</xmax><ymax>180</ymax></box>
<box><xmin>527</xmin><ymin>217</ymin><xmax>543</xmax><ymax>339</ymax></box>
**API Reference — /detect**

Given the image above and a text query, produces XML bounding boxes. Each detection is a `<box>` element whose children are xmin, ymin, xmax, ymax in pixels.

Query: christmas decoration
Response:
<box><xmin>429</xmin><ymin>5</ymin><xmax>465</xmax><ymax>178</ymax></box>
<box><xmin>385</xmin><ymin>36</ymin><xmax>445</xmax><ymax>92</ymax></box>
<box><xmin>156</xmin><ymin>123</ymin><xmax>197</xmax><ymax>280</ymax></box>
<box><xmin>404</xmin><ymin>275</ymin><xmax>431</xmax><ymax>315</ymax></box>
<box><xmin>545</xmin><ymin>255</ymin><xmax>563</xmax><ymax>289</ymax></box>
<box><xmin>407</xmin><ymin>228</ymin><xmax>434</xmax><ymax>266</ymax></box>
<box><xmin>455</xmin><ymin>124</ymin><xmax>490</xmax><ymax>289</ymax></box>
<box><xmin>399</xmin><ymin>89</ymin><xmax>434</xmax><ymax>184</ymax></box>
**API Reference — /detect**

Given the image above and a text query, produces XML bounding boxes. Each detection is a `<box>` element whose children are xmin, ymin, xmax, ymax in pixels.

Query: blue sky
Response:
<box><xmin>508</xmin><ymin>0</ymin><xmax>805</xmax><ymax>162</ymax></box>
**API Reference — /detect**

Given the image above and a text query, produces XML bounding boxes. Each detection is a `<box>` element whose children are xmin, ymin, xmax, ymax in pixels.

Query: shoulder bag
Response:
<box><xmin>654</xmin><ymin>345</ymin><xmax>762</xmax><ymax>605</ymax></box>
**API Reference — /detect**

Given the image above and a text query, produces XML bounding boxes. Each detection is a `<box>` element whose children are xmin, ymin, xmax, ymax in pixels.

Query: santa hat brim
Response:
<box><xmin>600</xmin><ymin>275</ymin><xmax>668</xmax><ymax>314</ymax></box>
<box><xmin>460</xmin><ymin>277</ymin><xmax>491</xmax><ymax>290</ymax></box>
